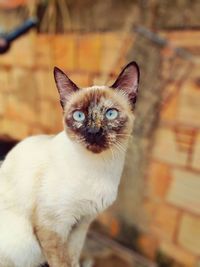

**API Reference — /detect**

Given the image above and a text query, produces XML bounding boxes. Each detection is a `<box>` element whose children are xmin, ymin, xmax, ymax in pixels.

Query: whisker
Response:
<box><xmin>109</xmin><ymin>146</ymin><xmax>115</xmax><ymax>161</ymax></box>
<box><xmin>113</xmin><ymin>143</ymin><xmax>124</xmax><ymax>155</ymax></box>
<box><xmin>113</xmin><ymin>139</ymin><xmax>127</xmax><ymax>156</ymax></box>
<box><xmin>115</xmin><ymin>139</ymin><xmax>126</xmax><ymax>150</ymax></box>
<box><xmin>112</xmin><ymin>144</ymin><xmax>123</xmax><ymax>157</ymax></box>
<box><xmin>116</xmin><ymin>133</ymin><xmax>132</xmax><ymax>137</ymax></box>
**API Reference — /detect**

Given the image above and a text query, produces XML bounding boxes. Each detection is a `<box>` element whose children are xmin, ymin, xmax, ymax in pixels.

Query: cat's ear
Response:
<box><xmin>111</xmin><ymin>61</ymin><xmax>140</xmax><ymax>105</ymax></box>
<box><xmin>54</xmin><ymin>67</ymin><xmax>79</xmax><ymax>108</ymax></box>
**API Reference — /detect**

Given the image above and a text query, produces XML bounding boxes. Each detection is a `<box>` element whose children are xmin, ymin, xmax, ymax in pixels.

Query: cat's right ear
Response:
<box><xmin>54</xmin><ymin>67</ymin><xmax>79</xmax><ymax>109</ymax></box>
<box><xmin>111</xmin><ymin>61</ymin><xmax>140</xmax><ymax>106</ymax></box>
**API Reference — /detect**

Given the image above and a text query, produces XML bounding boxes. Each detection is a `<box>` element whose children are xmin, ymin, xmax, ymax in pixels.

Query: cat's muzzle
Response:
<box><xmin>83</xmin><ymin>127</ymin><xmax>108</xmax><ymax>153</ymax></box>
<box><xmin>85</xmin><ymin>127</ymin><xmax>104</xmax><ymax>144</ymax></box>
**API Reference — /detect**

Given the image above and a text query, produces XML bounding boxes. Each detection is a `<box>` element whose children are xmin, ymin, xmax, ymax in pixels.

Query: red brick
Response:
<box><xmin>178</xmin><ymin>214</ymin><xmax>200</xmax><ymax>255</ymax></box>
<box><xmin>97</xmin><ymin>211</ymin><xmax>113</xmax><ymax>227</ymax></box>
<box><xmin>0</xmin><ymin>118</ymin><xmax>29</xmax><ymax>140</ymax></box>
<box><xmin>5</xmin><ymin>97</ymin><xmax>37</xmax><ymax>124</ymax></box>
<box><xmin>138</xmin><ymin>233</ymin><xmax>159</xmax><ymax>260</ymax></box>
<box><xmin>192</xmin><ymin>132</ymin><xmax>200</xmax><ymax>171</ymax></box>
<box><xmin>0</xmin><ymin>34</ymin><xmax>35</xmax><ymax>67</ymax></box>
<box><xmin>97</xmin><ymin>210</ymin><xmax>121</xmax><ymax>238</ymax></box>
<box><xmin>98</xmin><ymin>33</ymin><xmax>134</xmax><ymax>83</ymax></box>
<box><xmin>0</xmin><ymin>94</ymin><xmax>6</xmax><ymax>115</ymax></box>
<box><xmin>95</xmin><ymin>32</ymin><xmax>133</xmax><ymax>84</ymax></box>
<box><xmin>28</xmin><ymin>126</ymin><xmax>44</xmax><ymax>136</ymax></box>
<box><xmin>77</xmin><ymin>34</ymin><xmax>102</xmax><ymax>72</ymax></box>
<box><xmin>39</xmin><ymin>100</ymin><xmax>62</xmax><ymax>131</ymax></box>
<box><xmin>35</xmin><ymin>70</ymin><xmax>58</xmax><ymax>101</ymax></box>
<box><xmin>162</xmin><ymin>31</ymin><xmax>200</xmax><ymax>48</ymax></box>
<box><xmin>147</xmin><ymin>161</ymin><xmax>172</xmax><ymax>199</ymax></box>
<box><xmin>167</xmin><ymin>169</ymin><xmax>200</xmax><ymax>215</ymax></box>
<box><xmin>0</xmin><ymin>0</ymin><xmax>26</xmax><ymax>8</ymax></box>
<box><xmin>100</xmin><ymin>33</ymin><xmax>122</xmax><ymax>73</ymax></box>
<box><xmin>161</xmin><ymin>89</ymin><xmax>178</xmax><ymax>121</ymax></box>
<box><xmin>151</xmin><ymin>204</ymin><xmax>180</xmax><ymax>241</ymax></box>
<box><xmin>36</xmin><ymin>34</ymin><xmax>54</xmax><ymax>68</ymax></box>
<box><xmin>0</xmin><ymin>69</ymin><xmax>10</xmax><ymax>92</ymax></box>
<box><xmin>176</xmin><ymin>80</ymin><xmax>200</xmax><ymax>128</ymax></box>
<box><xmin>142</xmin><ymin>199</ymin><xmax>157</xmax><ymax>225</ymax></box>
<box><xmin>69</xmin><ymin>72</ymin><xmax>91</xmax><ymax>88</ymax></box>
<box><xmin>153</xmin><ymin>127</ymin><xmax>188</xmax><ymax>166</ymax></box>
<box><xmin>53</xmin><ymin>34</ymin><xmax>76</xmax><ymax>71</ymax></box>
<box><xmin>160</xmin><ymin>241</ymin><xmax>198</xmax><ymax>267</ymax></box>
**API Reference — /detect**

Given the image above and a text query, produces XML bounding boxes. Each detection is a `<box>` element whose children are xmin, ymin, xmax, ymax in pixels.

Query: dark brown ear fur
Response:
<box><xmin>111</xmin><ymin>61</ymin><xmax>140</xmax><ymax>105</ymax></box>
<box><xmin>54</xmin><ymin>67</ymin><xmax>79</xmax><ymax>109</ymax></box>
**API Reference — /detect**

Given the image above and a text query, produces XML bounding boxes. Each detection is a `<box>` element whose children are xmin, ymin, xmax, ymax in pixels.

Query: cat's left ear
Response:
<box><xmin>111</xmin><ymin>61</ymin><xmax>140</xmax><ymax>105</ymax></box>
<box><xmin>54</xmin><ymin>67</ymin><xmax>79</xmax><ymax>109</ymax></box>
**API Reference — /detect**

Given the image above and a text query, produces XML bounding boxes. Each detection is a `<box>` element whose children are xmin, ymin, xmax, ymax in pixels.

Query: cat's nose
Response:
<box><xmin>87</xmin><ymin>127</ymin><xmax>102</xmax><ymax>134</ymax></box>
<box><xmin>85</xmin><ymin>127</ymin><xmax>104</xmax><ymax>145</ymax></box>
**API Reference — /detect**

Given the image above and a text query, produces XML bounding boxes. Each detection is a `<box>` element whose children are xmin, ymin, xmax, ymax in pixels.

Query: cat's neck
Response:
<box><xmin>50</xmin><ymin>131</ymin><xmax>126</xmax><ymax>189</ymax></box>
<box><xmin>52</xmin><ymin>131</ymin><xmax>127</xmax><ymax>165</ymax></box>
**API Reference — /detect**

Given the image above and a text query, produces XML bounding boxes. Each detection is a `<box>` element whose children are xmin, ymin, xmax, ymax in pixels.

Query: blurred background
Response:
<box><xmin>0</xmin><ymin>1</ymin><xmax>200</xmax><ymax>267</ymax></box>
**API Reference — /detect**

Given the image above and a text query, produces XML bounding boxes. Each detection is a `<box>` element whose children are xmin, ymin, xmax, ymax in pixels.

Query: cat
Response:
<box><xmin>0</xmin><ymin>61</ymin><xmax>140</xmax><ymax>267</ymax></box>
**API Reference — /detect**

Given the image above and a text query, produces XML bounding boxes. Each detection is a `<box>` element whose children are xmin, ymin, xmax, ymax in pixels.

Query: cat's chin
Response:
<box><xmin>85</xmin><ymin>143</ymin><xmax>108</xmax><ymax>154</ymax></box>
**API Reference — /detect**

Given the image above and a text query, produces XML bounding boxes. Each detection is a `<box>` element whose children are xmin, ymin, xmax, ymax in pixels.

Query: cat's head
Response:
<box><xmin>54</xmin><ymin>62</ymin><xmax>140</xmax><ymax>154</ymax></box>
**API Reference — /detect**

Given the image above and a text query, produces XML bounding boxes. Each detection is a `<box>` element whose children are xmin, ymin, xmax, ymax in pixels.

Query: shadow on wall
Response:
<box><xmin>0</xmin><ymin>140</ymin><xmax>18</xmax><ymax>160</ymax></box>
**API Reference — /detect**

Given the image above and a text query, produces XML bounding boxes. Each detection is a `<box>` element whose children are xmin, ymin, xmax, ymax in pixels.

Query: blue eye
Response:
<box><xmin>105</xmin><ymin>109</ymin><xmax>118</xmax><ymax>120</ymax></box>
<box><xmin>73</xmin><ymin>111</ymin><xmax>85</xmax><ymax>122</ymax></box>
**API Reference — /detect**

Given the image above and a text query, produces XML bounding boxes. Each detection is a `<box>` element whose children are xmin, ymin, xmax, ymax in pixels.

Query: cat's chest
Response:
<box><xmin>46</xmin><ymin>161</ymin><xmax>120</xmax><ymax>218</ymax></box>
<box><xmin>67</xmin><ymin>169</ymin><xmax>118</xmax><ymax>216</ymax></box>
<box><xmin>73</xmin><ymin>177</ymin><xmax>118</xmax><ymax>216</ymax></box>
<box><xmin>45</xmin><ymin>142</ymin><xmax>124</xmax><ymax>219</ymax></box>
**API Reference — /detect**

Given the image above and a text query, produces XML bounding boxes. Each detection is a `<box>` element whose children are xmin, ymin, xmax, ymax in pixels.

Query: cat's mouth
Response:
<box><xmin>86</xmin><ymin>143</ymin><xmax>108</xmax><ymax>153</ymax></box>
<box><xmin>84</xmin><ymin>129</ymin><xmax>108</xmax><ymax>153</ymax></box>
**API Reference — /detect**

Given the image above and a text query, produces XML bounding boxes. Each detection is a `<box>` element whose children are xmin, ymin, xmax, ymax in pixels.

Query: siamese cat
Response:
<box><xmin>0</xmin><ymin>61</ymin><xmax>140</xmax><ymax>267</ymax></box>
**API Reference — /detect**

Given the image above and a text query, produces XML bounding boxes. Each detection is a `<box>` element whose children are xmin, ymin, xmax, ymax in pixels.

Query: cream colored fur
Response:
<box><xmin>0</xmin><ymin>87</ymin><xmax>134</xmax><ymax>267</ymax></box>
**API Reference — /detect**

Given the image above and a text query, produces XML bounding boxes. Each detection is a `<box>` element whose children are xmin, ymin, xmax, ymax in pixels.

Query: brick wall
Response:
<box><xmin>143</xmin><ymin>31</ymin><xmax>200</xmax><ymax>266</ymax></box>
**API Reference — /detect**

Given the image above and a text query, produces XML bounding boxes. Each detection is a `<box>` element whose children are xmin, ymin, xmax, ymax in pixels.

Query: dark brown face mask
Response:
<box><xmin>54</xmin><ymin>61</ymin><xmax>140</xmax><ymax>153</ymax></box>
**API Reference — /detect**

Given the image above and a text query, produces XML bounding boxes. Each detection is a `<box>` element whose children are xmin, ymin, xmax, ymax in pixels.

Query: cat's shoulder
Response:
<box><xmin>0</xmin><ymin>135</ymin><xmax>55</xmax><ymax>173</ymax></box>
<box><xmin>22</xmin><ymin>134</ymin><xmax>54</xmax><ymax>145</ymax></box>
<box><xmin>5</xmin><ymin>134</ymin><xmax>55</xmax><ymax>160</ymax></box>
<box><xmin>15</xmin><ymin>134</ymin><xmax>53</xmax><ymax>149</ymax></box>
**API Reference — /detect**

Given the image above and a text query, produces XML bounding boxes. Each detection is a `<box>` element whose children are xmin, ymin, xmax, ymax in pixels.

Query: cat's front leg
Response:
<box><xmin>35</xmin><ymin>224</ymin><xmax>72</xmax><ymax>267</ymax></box>
<box><xmin>68</xmin><ymin>217</ymin><xmax>93</xmax><ymax>267</ymax></box>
